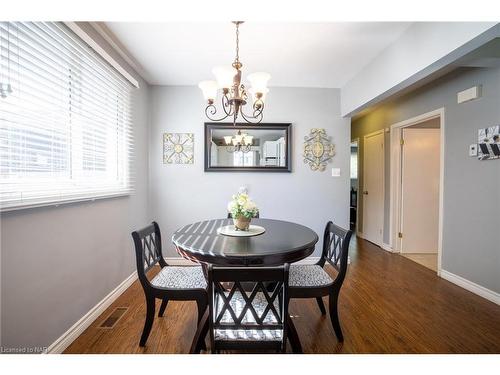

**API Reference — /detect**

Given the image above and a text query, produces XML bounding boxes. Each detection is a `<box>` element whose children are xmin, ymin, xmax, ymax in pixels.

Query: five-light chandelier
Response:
<box><xmin>223</xmin><ymin>130</ymin><xmax>253</xmax><ymax>153</ymax></box>
<box><xmin>198</xmin><ymin>21</ymin><xmax>271</xmax><ymax>126</ymax></box>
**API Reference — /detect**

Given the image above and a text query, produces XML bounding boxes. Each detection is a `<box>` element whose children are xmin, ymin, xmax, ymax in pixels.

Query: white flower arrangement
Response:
<box><xmin>227</xmin><ymin>192</ymin><xmax>259</xmax><ymax>219</ymax></box>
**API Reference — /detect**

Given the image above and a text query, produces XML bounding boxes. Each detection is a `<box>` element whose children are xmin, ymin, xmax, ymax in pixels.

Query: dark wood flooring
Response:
<box><xmin>64</xmin><ymin>237</ymin><xmax>500</xmax><ymax>354</ymax></box>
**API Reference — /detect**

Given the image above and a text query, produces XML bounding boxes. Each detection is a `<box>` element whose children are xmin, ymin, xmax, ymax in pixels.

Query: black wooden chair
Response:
<box><xmin>194</xmin><ymin>264</ymin><xmax>290</xmax><ymax>353</ymax></box>
<box><xmin>289</xmin><ymin>221</ymin><xmax>352</xmax><ymax>342</ymax></box>
<box><xmin>131</xmin><ymin>221</ymin><xmax>207</xmax><ymax>347</ymax></box>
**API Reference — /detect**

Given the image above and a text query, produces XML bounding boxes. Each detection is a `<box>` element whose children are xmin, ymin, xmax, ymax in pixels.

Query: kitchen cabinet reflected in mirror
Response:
<box><xmin>204</xmin><ymin>123</ymin><xmax>291</xmax><ymax>172</ymax></box>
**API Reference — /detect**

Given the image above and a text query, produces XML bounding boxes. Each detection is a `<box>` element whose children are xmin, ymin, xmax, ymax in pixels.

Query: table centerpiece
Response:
<box><xmin>227</xmin><ymin>192</ymin><xmax>259</xmax><ymax>231</ymax></box>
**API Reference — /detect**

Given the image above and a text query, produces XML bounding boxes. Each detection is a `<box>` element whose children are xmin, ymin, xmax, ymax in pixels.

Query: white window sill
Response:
<box><xmin>0</xmin><ymin>191</ymin><xmax>132</xmax><ymax>213</ymax></box>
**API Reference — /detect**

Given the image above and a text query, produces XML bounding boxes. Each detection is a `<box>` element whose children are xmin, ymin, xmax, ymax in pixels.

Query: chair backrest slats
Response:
<box><xmin>132</xmin><ymin>221</ymin><xmax>166</xmax><ymax>289</ymax></box>
<box><xmin>208</xmin><ymin>264</ymin><xmax>289</xmax><ymax>352</ymax></box>
<box><xmin>320</xmin><ymin>221</ymin><xmax>352</xmax><ymax>284</ymax></box>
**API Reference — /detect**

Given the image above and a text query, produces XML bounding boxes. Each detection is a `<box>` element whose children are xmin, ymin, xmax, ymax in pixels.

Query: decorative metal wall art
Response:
<box><xmin>163</xmin><ymin>133</ymin><xmax>194</xmax><ymax>164</ymax></box>
<box><xmin>478</xmin><ymin>125</ymin><xmax>500</xmax><ymax>160</ymax></box>
<box><xmin>303</xmin><ymin>128</ymin><xmax>335</xmax><ymax>171</ymax></box>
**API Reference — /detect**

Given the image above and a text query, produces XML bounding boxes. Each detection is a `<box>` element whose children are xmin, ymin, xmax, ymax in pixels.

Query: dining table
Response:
<box><xmin>172</xmin><ymin>217</ymin><xmax>319</xmax><ymax>353</ymax></box>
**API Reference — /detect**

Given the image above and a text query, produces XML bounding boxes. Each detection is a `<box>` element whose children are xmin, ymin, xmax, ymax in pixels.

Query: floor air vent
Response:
<box><xmin>99</xmin><ymin>307</ymin><xmax>128</xmax><ymax>329</ymax></box>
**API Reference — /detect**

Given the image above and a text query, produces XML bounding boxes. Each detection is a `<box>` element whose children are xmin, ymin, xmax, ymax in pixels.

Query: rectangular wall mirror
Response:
<box><xmin>204</xmin><ymin>122</ymin><xmax>292</xmax><ymax>172</ymax></box>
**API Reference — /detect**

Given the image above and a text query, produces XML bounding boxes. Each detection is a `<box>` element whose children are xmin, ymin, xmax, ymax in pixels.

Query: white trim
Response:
<box><xmin>389</xmin><ymin>108</ymin><xmax>445</xmax><ymax>276</ymax></box>
<box><xmin>381</xmin><ymin>242</ymin><xmax>393</xmax><ymax>252</ymax></box>
<box><xmin>0</xmin><ymin>191</ymin><xmax>131</xmax><ymax>213</ymax></box>
<box><xmin>46</xmin><ymin>271</ymin><xmax>138</xmax><ymax>354</ymax></box>
<box><xmin>89</xmin><ymin>22</ymin><xmax>150</xmax><ymax>85</ymax></box>
<box><xmin>362</xmin><ymin>129</ymin><xmax>385</xmax><ymax>248</ymax></box>
<box><xmin>164</xmin><ymin>257</ymin><xmax>198</xmax><ymax>266</ymax></box>
<box><xmin>64</xmin><ymin>22</ymin><xmax>140</xmax><ymax>88</ymax></box>
<box><xmin>350</xmin><ymin>138</ymin><xmax>360</xmax><ymax>231</ymax></box>
<box><xmin>440</xmin><ymin>270</ymin><xmax>500</xmax><ymax>306</ymax></box>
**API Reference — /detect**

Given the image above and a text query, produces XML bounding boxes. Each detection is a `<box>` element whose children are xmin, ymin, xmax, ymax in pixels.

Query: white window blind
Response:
<box><xmin>0</xmin><ymin>22</ymin><xmax>134</xmax><ymax>211</ymax></box>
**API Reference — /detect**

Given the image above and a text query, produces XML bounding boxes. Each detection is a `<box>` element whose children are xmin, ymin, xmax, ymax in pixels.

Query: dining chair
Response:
<box><xmin>289</xmin><ymin>221</ymin><xmax>352</xmax><ymax>342</ymax></box>
<box><xmin>131</xmin><ymin>221</ymin><xmax>207</xmax><ymax>347</ymax></box>
<box><xmin>203</xmin><ymin>264</ymin><xmax>290</xmax><ymax>353</ymax></box>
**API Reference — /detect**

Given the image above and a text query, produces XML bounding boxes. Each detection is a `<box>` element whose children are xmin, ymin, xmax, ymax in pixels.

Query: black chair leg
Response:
<box><xmin>316</xmin><ymin>297</ymin><xmax>326</xmax><ymax>315</ymax></box>
<box><xmin>158</xmin><ymin>298</ymin><xmax>168</xmax><ymax>317</ymax></box>
<box><xmin>196</xmin><ymin>299</ymin><xmax>207</xmax><ymax>323</ymax></box>
<box><xmin>328</xmin><ymin>292</ymin><xmax>343</xmax><ymax>342</ymax></box>
<box><xmin>196</xmin><ymin>299</ymin><xmax>208</xmax><ymax>350</ymax></box>
<box><xmin>139</xmin><ymin>296</ymin><xmax>156</xmax><ymax>347</ymax></box>
<box><xmin>287</xmin><ymin>315</ymin><xmax>303</xmax><ymax>353</ymax></box>
<box><xmin>190</xmin><ymin>310</ymin><xmax>209</xmax><ymax>354</ymax></box>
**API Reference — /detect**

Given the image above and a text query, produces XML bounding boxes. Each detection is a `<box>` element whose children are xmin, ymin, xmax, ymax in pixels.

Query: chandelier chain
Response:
<box><xmin>201</xmin><ymin>21</ymin><xmax>267</xmax><ymax>126</ymax></box>
<box><xmin>235</xmin><ymin>22</ymin><xmax>240</xmax><ymax>66</ymax></box>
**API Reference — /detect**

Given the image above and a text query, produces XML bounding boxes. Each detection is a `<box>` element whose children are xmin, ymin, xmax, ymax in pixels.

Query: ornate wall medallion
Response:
<box><xmin>303</xmin><ymin>128</ymin><xmax>335</xmax><ymax>171</ymax></box>
<box><xmin>163</xmin><ymin>133</ymin><xmax>194</xmax><ymax>164</ymax></box>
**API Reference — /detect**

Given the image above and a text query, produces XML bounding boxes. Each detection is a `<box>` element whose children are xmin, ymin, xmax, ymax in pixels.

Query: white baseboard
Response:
<box><xmin>165</xmin><ymin>257</ymin><xmax>198</xmax><ymax>266</ymax></box>
<box><xmin>440</xmin><ymin>269</ymin><xmax>500</xmax><ymax>306</ymax></box>
<box><xmin>297</xmin><ymin>256</ymin><xmax>321</xmax><ymax>265</ymax></box>
<box><xmin>356</xmin><ymin>231</ymin><xmax>364</xmax><ymax>239</ymax></box>
<box><xmin>381</xmin><ymin>242</ymin><xmax>393</xmax><ymax>252</ymax></box>
<box><xmin>46</xmin><ymin>271</ymin><xmax>138</xmax><ymax>354</ymax></box>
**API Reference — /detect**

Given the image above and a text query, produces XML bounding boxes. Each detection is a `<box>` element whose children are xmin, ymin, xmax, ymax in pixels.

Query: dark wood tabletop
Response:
<box><xmin>172</xmin><ymin>218</ymin><xmax>318</xmax><ymax>266</ymax></box>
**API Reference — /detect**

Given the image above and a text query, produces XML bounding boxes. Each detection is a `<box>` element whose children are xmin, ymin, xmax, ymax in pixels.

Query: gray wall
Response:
<box><xmin>352</xmin><ymin>67</ymin><xmax>500</xmax><ymax>293</ymax></box>
<box><xmin>149</xmin><ymin>86</ymin><xmax>351</xmax><ymax>257</ymax></box>
<box><xmin>0</xmin><ymin>38</ymin><xmax>151</xmax><ymax>350</ymax></box>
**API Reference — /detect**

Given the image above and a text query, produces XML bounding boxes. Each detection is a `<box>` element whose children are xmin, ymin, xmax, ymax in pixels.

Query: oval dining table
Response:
<box><xmin>172</xmin><ymin>218</ymin><xmax>319</xmax><ymax>353</ymax></box>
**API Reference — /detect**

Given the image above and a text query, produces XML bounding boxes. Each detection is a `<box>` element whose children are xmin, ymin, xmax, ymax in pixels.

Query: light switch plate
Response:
<box><xmin>331</xmin><ymin>168</ymin><xmax>341</xmax><ymax>177</ymax></box>
<box><xmin>469</xmin><ymin>144</ymin><xmax>478</xmax><ymax>157</ymax></box>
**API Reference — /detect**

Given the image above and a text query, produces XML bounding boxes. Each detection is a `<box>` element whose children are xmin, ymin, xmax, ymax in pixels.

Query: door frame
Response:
<box><xmin>389</xmin><ymin>108</ymin><xmax>445</xmax><ymax>275</ymax></box>
<box><xmin>362</xmin><ymin>129</ymin><xmax>385</xmax><ymax>247</ymax></box>
<box><xmin>351</xmin><ymin>138</ymin><xmax>360</xmax><ymax>233</ymax></box>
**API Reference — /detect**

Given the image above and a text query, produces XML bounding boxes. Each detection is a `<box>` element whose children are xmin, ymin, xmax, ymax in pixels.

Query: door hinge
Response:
<box><xmin>400</xmin><ymin>139</ymin><xmax>405</xmax><ymax>146</ymax></box>
<box><xmin>398</xmin><ymin>232</ymin><xmax>403</xmax><ymax>238</ymax></box>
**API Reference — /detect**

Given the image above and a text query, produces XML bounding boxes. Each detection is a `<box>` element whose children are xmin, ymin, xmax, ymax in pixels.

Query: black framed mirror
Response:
<box><xmin>204</xmin><ymin>122</ymin><xmax>292</xmax><ymax>172</ymax></box>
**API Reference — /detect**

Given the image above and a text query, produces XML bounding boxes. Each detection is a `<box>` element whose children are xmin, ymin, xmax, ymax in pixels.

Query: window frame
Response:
<box><xmin>0</xmin><ymin>22</ymin><xmax>135</xmax><ymax>212</ymax></box>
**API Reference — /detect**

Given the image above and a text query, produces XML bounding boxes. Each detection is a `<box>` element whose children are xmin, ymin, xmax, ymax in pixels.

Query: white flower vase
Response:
<box><xmin>233</xmin><ymin>216</ymin><xmax>251</xmax><ymax>231</ymax></box>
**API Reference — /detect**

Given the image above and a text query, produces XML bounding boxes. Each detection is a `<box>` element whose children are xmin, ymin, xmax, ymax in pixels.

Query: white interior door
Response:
<box><xmin>401</xmin><ymin>128</ymin><xmax>440</xmax><ymax>254</ymax></box>
<box><xmin>363</xmin><ymin>131</ymin><xmax>384</xmax><ymax>246</ymax></box>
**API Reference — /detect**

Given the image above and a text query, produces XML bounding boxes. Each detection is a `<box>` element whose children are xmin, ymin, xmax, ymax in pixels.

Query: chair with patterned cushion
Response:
<box><xmin>289</xmin><ymin>221</ymin><xmax>352</xmax><ymax>342</ymax></box>
<box><xmin>202</xmin><ymin>264</ymin><xmax>290</xmax><ymax>353</ymax></box>
<box><xmin>131</xmin><ymin>221</ymin><xmax>207</xmax><ymax>347</ymax></box>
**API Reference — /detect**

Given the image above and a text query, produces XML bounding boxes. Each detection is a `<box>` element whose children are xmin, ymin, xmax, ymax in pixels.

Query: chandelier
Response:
<box><xmin>223</xmin><ymin>130</ymin><xmax>254</xmax><ymax>153</ymax></box>
<box><xmin>198</xmin><ymin>21</ymin><xmax>271</xmax><ymax>126</ymax></box>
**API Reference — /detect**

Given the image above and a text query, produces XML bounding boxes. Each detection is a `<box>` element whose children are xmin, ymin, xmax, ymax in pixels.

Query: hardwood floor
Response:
<box><xmin>64</xmin><ymin>237</ymin><xmax>500</xmax><ymax>354</ymax></box>
<box><xmin>402</xmin><ymin>253</ymin><xmax>438</xmax><ymax>272</ymax></box>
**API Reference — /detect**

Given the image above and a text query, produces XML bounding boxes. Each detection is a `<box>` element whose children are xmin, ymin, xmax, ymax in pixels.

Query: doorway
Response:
<box><xmin>390</xmin><ymin>109</ymin><xmax>444</xmax><ymax>274</ymax></box>
<box><xmin>350</xmin><ymin>140</ymin><xmax>359</xmax><ymax>232</ymax></box>
<box><xmin>362</xmin><ymin>130</ymin><xmax>384</xmax><ymax>247</ymax></box>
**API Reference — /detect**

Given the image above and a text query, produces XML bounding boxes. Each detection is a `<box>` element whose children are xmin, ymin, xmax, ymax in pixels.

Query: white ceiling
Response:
<box><xmin>106</xmin><ymin>22</ymin><xmax>412</xmax><ymax>88</ymax></box>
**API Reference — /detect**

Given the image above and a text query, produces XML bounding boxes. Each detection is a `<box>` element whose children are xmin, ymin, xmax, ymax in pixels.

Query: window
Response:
<box><xmin>0</xmin><ymin>22</ymin><xmax>134</xmax><ymax>211</ymax></box>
